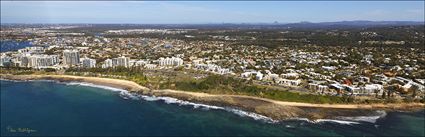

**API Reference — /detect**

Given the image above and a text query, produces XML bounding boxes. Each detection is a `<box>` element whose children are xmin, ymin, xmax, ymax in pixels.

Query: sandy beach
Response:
<box><xmin>1</xmin><ymin>74</ymin><xmax>424</xmax><ymax>120</ymax></box>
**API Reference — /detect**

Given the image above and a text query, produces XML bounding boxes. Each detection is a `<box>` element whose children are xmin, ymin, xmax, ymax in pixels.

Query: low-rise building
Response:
<box><xmin>0</xmin><ymin>55</ymin><xmax>12</xmax><ymax>67</ymax></box>
<box><xmin>277</xmin><ymin>78</ymin><xmax>301</xmax><ymax>86</ymax></box>
<box><xmin>158</xmin><ymin>57</ymin><xmax>183</xmax><ymax>67</ymax></box>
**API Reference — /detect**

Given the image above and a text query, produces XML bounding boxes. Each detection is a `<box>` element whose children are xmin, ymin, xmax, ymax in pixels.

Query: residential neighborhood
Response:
<box><xmin>1</xmin><ymin>24</ymin><xmax>424</xmax><ymax>102</ymax></box>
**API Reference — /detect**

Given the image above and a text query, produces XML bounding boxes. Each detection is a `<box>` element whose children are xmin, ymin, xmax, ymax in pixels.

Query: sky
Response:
<box><xmin>1</xmin><ymin>1</ymin><xmax>424</xmax><ymax>24</ymax></box>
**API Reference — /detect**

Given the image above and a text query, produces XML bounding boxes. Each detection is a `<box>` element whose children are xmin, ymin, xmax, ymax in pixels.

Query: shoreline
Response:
<box><xmin>1</xmin><ymin>74</ymin><xmax>424</xmax><ymax>121</ymax></box>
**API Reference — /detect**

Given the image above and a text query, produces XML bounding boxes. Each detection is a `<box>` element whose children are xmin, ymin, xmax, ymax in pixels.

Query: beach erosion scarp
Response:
<box><xmin>1</xmin><ymin>74</ymin><xmax>424</xmax><ymax>121</ymax></box>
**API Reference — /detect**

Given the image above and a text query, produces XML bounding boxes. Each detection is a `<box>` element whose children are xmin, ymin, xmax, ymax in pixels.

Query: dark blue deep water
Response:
<box><xmin>0</xmin><ymin>40</ymin><xmax>33</xmax><ymax>52</ymax></box>
<box><xmin>1</xmin><ymin>80</ymin><xmax>424</xmax><ymax>136</ymax></box>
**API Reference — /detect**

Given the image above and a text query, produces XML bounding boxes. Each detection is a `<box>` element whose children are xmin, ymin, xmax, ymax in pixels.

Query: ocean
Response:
<box><xmin>0</xmin><ymin>40</ymin><xmax>33</xmax><ymax>53</ymax></box>
<box><xmin>1</xmin><ymin>80</ymin><xmax>424</xmax><ymax>136</ymax></box>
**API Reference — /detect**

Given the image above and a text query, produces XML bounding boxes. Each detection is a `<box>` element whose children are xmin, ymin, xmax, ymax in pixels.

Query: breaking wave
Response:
<box><xmin>66</xmin><ymin>82</ymin><xmax>127</xmax><ymax>92</ymax></box>
<box><xmin>62</xmin><ymin>82</ymin><xmax>279</xmax><ymax>123</ymax></box>
<box><xmin>336</xmin><ymin>110</ymin><xmax>387</xmax><ymax>123</ymax></box>
<box><xmin>314</xmin><ymin>119</ymin><xmax>360</xmax><ymax>125</ymax></box>
<box><xmin>2</xmin><ymin>79</ymin><xmax>388</xmax><ymax>125</ymax></box>
<box><xmin>0</xmin><ymin>78</ymin><xmax>22</xmax><ymax>82</ymax></box>
<box><xmin>289</xmin><ymin>118</ymin><xmax>360</xmax><ymax>125</ymax></box>
<box><xmin>290</xmin><ymin>110</ymin><xmax>387</xmax><ymax>125</ymax></box>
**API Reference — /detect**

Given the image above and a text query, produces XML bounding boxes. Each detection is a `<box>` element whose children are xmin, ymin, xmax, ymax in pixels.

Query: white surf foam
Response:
<box><xmin>289</xmin><ymin>117</ymin><xmax>360</xmax><ymax>125</ymax></box>
<box><xmin>139</xmin><ymin>95</ymin><xmax>160</xmax><ymax>101</ymax></box>
<box><xmin>0</xmin><ymin>78</ymin><xmax>23</xmax><ymax>82</ymax></box>
<box><xmin>336</xmin><ymin>110</ymin><xmax>387</xmax><ymax>123</ymax></box>
<box><xmin>63</xmin><ymin>82</ymin><xmax>279</xmax><ymax>123</ymax></box>
<box><xmin>314</xmin><ymin>119</ymin><xmax>360</xmax><ymax>125</ymax></box>
<box><xmin>137</xmin><ymin>95</ymin><xmax>278</xmax><ymax>123</ymax></box>
<box><xmin>28</xmin><ymin>79</ymin><xmax>57</xmax><ymax>82</ymax></box>
<box><xmin>0</xmin><ymin>79</ymin><xmax>56</xmax><ymax>83</ymax></box>
<box><xmin>225</xmin><ymin>108</ymin><xmax>278</xmax><ymax>122</ymax></box>
<box><xmin>66</xmin><ymin>82</ymin><xmax>127</xmax><ymax>92</ymax></box>
<box><xmin>4</xmin><ymin>80</ymin><xmax>385</xmax><ymax>125</ymax></box>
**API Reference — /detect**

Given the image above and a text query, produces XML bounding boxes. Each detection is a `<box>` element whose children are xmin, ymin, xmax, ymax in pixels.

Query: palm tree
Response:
<box><xmin>385</xmin><ymin>85</ymin><xmax>397</xmax><ymax>99</ymax></box>
<box><xmin>374</xmin><ymin>89</ymin><xmax>379</xmax><ymax>98</ymax></box>
<box><xmin>410</xmin><ymin>84</ymin><xmax>420</xmax><ymax>98</ymax></box>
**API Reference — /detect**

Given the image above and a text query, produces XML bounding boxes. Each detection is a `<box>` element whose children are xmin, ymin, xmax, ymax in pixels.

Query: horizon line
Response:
<box><xmin>1</xmin><ymin>20</ymin><xmax>425</xmax><ymax>25</ymax></box>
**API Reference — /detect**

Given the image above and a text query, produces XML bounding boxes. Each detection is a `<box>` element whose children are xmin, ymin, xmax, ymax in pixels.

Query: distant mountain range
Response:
<box><xmin>153</xmin><ymin>21</ymin><xmax>425</xmax><ymax>29</ymax></box>
<box><xmin>282</xmin><ymin>21</ymin><xmax>424</xmax><ymax>29</ymax></box>
<box><xmin>178</xmin><ymin>21</ymin><xmax>424</xmax><ymax>29</ymax></box>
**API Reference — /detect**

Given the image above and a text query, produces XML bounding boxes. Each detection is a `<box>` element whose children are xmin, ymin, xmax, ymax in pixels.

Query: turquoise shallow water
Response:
<box><xmin>1</xmin><ymin>80</ymin><xmax>424</xmax><ymax>136</ymax></box>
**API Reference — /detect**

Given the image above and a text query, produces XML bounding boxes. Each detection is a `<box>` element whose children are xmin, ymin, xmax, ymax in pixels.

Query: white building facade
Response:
<box><xmin>81</xmin><ymin>58</ymin><xmax>96</xmax><ymax>68</ymax></box>
<box><xmin>63</xmin><ymin>50</ymin><xmax>80</xmax><ymax>66</ymax></box>
<box><xmin>158</xmin><ymin>57</ymin><xmax>183</xmax><ymax>67</ymax></box>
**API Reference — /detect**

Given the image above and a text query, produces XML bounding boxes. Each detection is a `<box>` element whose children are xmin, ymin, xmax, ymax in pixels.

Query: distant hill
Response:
<box><xmin>282</xmin><ymin>21</ymin><xmax>425</xmax><ymax>29</ymax></box>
